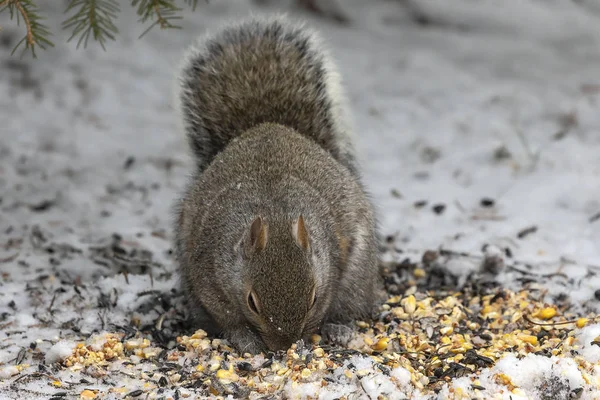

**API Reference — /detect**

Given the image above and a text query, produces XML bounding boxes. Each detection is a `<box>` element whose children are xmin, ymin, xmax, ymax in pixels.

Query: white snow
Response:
<box><xmin>14</xmin><ymin>313</ymin><xmax>38</xmax><ymax>327</ymax></box>
<box><xmin>283</xmin><ymin>356</ymin><xmax>417</xmax><ymax>399</ymax></box>
<box><xmin>436</xmin><ymin>353</ymin><xmax>599</xmax><ymax>400</ymax></box>
<box><xmin>45</xmin><ymin>340</ymin><xmax>76</xmax><ymax>364</ymax></box>
<box><xmin>391</xmin><ymin>366</ymin><xmax>412</xmax><ymax>388</ymax></box>
<box><xmin>0</xmin><ymin>366</ymin><xmax>19</xmax><ymax>380</ymax></box>
<box><xmin>578</xmin><ymin>324</ymin><xmax>600</xmax><ymax>363</ymax></box>
<box><xmin>1</xmin><ymin>0</ymin><xmax>599</xmax><ymax>398</ymax></box>
<box><xmin>495</xmin><ymin>355</ymin><xmax>585</xmax><ymax>392</ymax></box>
<box><xmin>87</xmin><ymin>331</ymin><xmax>112</xmax><ymax>352</ymax></box>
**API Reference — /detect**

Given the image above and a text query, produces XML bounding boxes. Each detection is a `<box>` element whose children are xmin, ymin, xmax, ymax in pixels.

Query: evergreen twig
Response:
<box><xmin>0</xmin><ymin>0</ymin><xmax>54</xmax><ymax>57</ymax></box>
<box><xmin>0</xmin><ymin>0</ymin><xmax>205</xmax><ymax>57</ymax></box>
<box><xmin>62</xmin><ymin>0</ymin><xmax>120</xmax><ymax>50</ymax></box>
<box><xmin>131</xmin><ymin>0</ymin><xmax>183</xmax><ymax>39</ymax></box>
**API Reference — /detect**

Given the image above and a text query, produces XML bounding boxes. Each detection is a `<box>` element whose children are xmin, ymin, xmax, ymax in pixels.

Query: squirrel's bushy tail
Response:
<box><xmin>176</xmin><ymin>14</ymin><xmax>357</xmax><ymax>174</ymax></box>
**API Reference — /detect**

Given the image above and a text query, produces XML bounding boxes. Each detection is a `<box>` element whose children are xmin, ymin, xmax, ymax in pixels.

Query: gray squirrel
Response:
<box><xmin>173</xmin><ymin>14</ymin><xmax>381</xmax><ymax>354</ymax></box>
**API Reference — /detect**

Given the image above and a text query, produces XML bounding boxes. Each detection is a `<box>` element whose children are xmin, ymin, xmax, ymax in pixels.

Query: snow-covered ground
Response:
<box><xmin>1</xmin><ymin>1</ymin><xmax>599</xmax><ymax>399</ymax></box>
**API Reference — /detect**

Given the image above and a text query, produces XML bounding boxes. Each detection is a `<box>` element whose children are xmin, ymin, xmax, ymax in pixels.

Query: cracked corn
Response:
<box><xmin>32</xmin><ymin>286</ymin><xmax>596</xmax><ymax>399</ymax></box>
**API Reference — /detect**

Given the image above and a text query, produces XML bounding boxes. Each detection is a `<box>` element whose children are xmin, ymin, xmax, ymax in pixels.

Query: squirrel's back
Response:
<box><xmin>177</xmin><ymin>15</ymin><xmax>357</xmax><ymax>174</ymax></box>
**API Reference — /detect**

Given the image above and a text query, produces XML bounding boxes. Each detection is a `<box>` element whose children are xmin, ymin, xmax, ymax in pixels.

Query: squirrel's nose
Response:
<box><xmin>263</xmin><ymin>335</ymin><xmax>299</xmax><ymax>352</ymax></box>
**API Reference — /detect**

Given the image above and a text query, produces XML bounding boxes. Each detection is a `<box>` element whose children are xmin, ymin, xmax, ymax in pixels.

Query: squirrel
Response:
<box><xmin>173</xmin><ymin>14</ymin><xmax>381</xmax><ymax>354</ymax></box>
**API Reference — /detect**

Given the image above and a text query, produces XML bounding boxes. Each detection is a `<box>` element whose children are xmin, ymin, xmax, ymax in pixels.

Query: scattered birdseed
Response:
<box><xmin>493</xmin><ymin>145</ymin><xmax>512</xmax><ymax>160</ymax></box>
<box><xmin>517</xmin><ymin>225</ymin><xmax>538</xmax><ymax>239</ymax></box>
<box><xmin>414</xmin><ymin>200</ymin><xmax>428</xmax><ymax>208</ymax></box>
<box><xmin>0</xmin><ymin>252</ymin><xmax>593</xmax><ymax>399</ymax></box>
<box><xmin>0</xmin><ymin>228</ymin><xmax>598</xmax><ymax>399</ymax></box>
<box><xmin>390</xmin><ymin>189</ymin><xmax>403</xmax><ymax>198</ymax></box>
<box><xmin>589</xmin><ymin>212</ymin><xmax>600</xmax><ymax>223</ymax></box>
<box><xmin>432</xmin><ymin>204</ymin><xmax>446</xmax><ymax>215</ymax></box>
<box><xmin>480</xmin><ymin>198</ymin><xmax>495</xmax><ymax>207</ymax></box>
<box><xmin>124</xmin><ymin>156</ymin><xmax>136</xmax><ymax>170</ymax></box>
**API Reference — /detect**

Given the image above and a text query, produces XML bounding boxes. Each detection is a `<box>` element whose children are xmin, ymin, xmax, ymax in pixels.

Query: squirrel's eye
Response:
<box><xmin>247</xmin><ymin>291</ymin><xmax>260</xmax><ymax>315</ymax></box>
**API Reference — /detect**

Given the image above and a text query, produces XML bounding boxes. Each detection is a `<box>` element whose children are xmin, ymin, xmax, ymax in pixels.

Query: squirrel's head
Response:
<box><xmin>236</xmin><ymin>214</ymin><xmax>330</xmax><ymax>352</ymax></box>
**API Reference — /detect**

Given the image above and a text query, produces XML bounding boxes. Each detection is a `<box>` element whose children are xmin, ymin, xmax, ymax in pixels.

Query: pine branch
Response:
<box><xmin>0</xmin><ymin>0</ymin><xmax>205</xmax><ymax>56</ymax></box>
<box><xmin>0</xmin><ymin>0</ymin><xmax>54</xmax><ymax>57</ymax></box>
<box><xmin>131</xmin><ymin>0</ymin><xmax>183</xmax><ymax>39</ymax></box>
<box><xmin>62</xmin><ymin>0</ymin><xmax>120</xmax><ymax>50</ymax></box>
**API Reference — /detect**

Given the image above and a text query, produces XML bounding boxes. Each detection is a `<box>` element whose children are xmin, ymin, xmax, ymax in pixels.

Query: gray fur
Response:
<box><xmin>174</xmin><ymin>15</ymin><xmax>381</xmax><ymax>354</ymax></box>
<box><xmin>177</xmin><ymin>14</ymin><xmax>358</xmax><ymax>176</ymax></box>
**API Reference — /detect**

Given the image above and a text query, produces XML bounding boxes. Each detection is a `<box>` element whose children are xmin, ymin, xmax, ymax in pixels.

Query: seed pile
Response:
<box><xmin>1</xmin><ymin>229</ymin><xmax>599</xmax><ymax>399</ymax></box>
<box><xmin>2</xmin><ymin>244</ymin><xmax>597</xmax><ymax>400</ymax></box>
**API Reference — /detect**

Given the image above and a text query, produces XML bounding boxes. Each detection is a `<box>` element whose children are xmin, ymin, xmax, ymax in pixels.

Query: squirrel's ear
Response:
<box><xmin>245</xmin><ymin>216</ymin><xmax>268</xmax><ymax>256</ymax></box>
<box><xmin>292</xmin><ymin>215</ymin><xmax>310</xmax><ymax>250</ymax></box>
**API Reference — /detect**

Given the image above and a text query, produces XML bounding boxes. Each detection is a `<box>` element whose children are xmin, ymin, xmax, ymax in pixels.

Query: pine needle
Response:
<box><xmin>184</xmin><ymin>0</ymin><xmax>200</xmax><ymax>11</ymax></box>
<box><xmin>131</xmin><ymin>0</ymin><xmax>183</xmax><ymax>39</ymax></box>
<box><xmin>62</xmin><ymin>0</ymin><xmax>121</xmax><ymax>50</ymax></box>
<box><xmin>0</xmin><ymin>0</ymin><xmax>55</xmax><ymax>58</ymax></box>
<box><xmin>0</xmin><ymin>0</ymin><xmax>204</xmax><ymax>56</ymax></box>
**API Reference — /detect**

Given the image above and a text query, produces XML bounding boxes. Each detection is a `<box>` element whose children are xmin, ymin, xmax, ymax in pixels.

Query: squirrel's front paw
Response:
<box><xmin>321</xmin><ymin>323</ymin><xmax>355</xmax><ymax>348</ymax></box>
<box><xmin>226</xmin><ymin>327</ymin><xmax>266</xmax><ymax>355</ymax></box>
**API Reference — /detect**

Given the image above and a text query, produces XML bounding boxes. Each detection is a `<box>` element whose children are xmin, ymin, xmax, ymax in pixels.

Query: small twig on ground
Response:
<box><xmin>517</xmin><ymin>225</ymin><xmax>538</xmax><ymax>239</ymax></box>
<box><xmin>522</xmin><ymin>314</ymin><xmax>581</xmax><ymax>327</ymax></box>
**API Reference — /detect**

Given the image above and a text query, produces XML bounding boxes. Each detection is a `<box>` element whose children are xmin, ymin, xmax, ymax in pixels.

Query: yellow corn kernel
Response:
<box><xmin>413</xmin><ymin>268</ymin><xmax>426</xmax><ymax>278</ymax></box>
<box><xmin>387</xmin><ymin>296</ymin><xmax>401</xmax><ymax>304</ymax></box>
<box><xmin>391</xmin><ymin>308</ymin><xmax>408</xmax><ymax>319</ymax></box>
<box><xmin>191</xmin><ymin>329</ymin><xmax>207</xmax><ymax>339</ymax></box>
<box><xmin>80</xmin><ymin>390</ymin><xmax>96</xmax><ymax>399</ymax></box>
<box><xmin>519</xmin><ymin>334</ymin><xmax>538</xmax><ymax>346</ymax></box>
<box><xmin>440</xmin><ymin>326</ymin><xmax>453</xmax><ymax>336</ymax></box>
<box><xmin>495</xmin><ymin>373</ymin><xmax>512</xmax><ymax>385</ymax></box>
<box><xmin>356</xmin><ymin>321</ymin><xmax>369</xmax><ymax>329</ymax></box>
<box><xmin>372</xmin><ymin>337</ymin><xmax>389</xmax><ymax>351</ymax></box>
<box><xmin>582</xmin><ymin>373</ymin><xmax>591</xmax><ymax>385</ymax></box>
<box><xmin>534</xmin><ymin>307</ymin><xmax>557</xmax><ymax>320</ymax></box>
<box><xmin>576</xmin><ymin>318</ymin><xmax>588</xmax><ymax>328</ymax></box>
<box><xmin>313</xmin><ymin>348</ymin><xmax>325</xmax><ymax>358</ymax></box>
<box><xmin>402</xmin><ymin>295</ymin><xmax>416</xmax><ymax>315</ymax></box>
<box><xmin>216</xmin><ymin>368</ymin><xmax>239</xmax><ymax>382</ymax></box>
